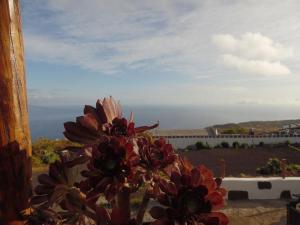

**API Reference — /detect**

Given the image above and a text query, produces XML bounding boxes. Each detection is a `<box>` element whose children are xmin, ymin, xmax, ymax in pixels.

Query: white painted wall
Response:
<box><xmin>154</xmin><ymin>135</ymin><xmax>300</xmax><ymax>149</ymax></box>
<box><xmin>222</xmin><ymin>177</ymin><xmax>300</xmax><ymax>199</ymax></box>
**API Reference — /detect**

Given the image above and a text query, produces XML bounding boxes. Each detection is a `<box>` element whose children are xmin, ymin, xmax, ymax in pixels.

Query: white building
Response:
<box><xmin>279</xmin><ymin>124</ymin><xmax>300</xmax><ymax>135</ymax></box>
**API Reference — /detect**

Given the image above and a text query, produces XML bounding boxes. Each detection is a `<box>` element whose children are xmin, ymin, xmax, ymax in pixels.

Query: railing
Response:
<box><xmin>153</xmin><ymin>134</ymin><xmax>300</xmax><ymax>139</ymax></box>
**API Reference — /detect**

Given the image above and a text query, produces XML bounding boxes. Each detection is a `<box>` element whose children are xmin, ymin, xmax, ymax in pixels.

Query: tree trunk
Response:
<box><xmin>0</xmin><ymin>0</ymin><xmax>32</xmax><ymax>223</ymax></box>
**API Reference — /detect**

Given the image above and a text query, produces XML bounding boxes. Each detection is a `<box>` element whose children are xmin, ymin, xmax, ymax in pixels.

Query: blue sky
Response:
<box><xmin>22</xmin><ymin>0</ymin><xmax>300</xmax><ymax>106</ymax></box>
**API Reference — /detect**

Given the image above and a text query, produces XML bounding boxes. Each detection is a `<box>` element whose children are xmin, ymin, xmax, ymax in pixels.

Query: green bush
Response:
<box><xmin>256</xmin><ymin>158</ymin><xmax>281</xmax><ymax>175</ymax></box>
<box><xmin>41</xmin><ymin>150</ymin><xmax>59</xmax><ymax>164</ymax></box>
<box><xmin>287</xmin><ymin>164</ymin><xmax>300</xmax><ymax>173</ymax></box>
<box><xmin>220</xmin><ymin>141</ymin><xmax>230</xmax><ymax>148</ymax></box>
<box><xmin>195</xmin><ymin>141</ymin><xmax>210</xmax><ymax>150</ymax></box>
<box><xmin>221</xmin><ymin>126</ymin><xmax>248</xmax><ymax>134</ymax></box>
<box><xmin>186</xmin><ymin>144</ymin><xmax>196</xmax><ymax>151</ymax></box>
<box><xmin>240</xmin><ymin>143</ymin><xmax>249</xmax><ymax>149</ymax></box>
<box><xmin>232</xmin><ymin>141</ymin><xmax>240</xmax><ymax>149</ymax></box>
<box><xmin>32</xmin><ymin>155</ymin><xmax>43</xmax><ymax>167</ymax></box>
<box><xmin>259</xmin><ymin>141</ymin><xmax>264</xmax><ymax>147</ymax></box>
<box><xmin>32</xmin><ymin>138</ymin><xmax>81</xmax><ymax>167</ymax></box>
<box><xmin>195</xmin><ymin>141</ymin><xmax>205</xmax><ymax>149</ymax></box>
<box><xmin>206</xmin><ymin>142</ymin><xmax>212</xmax><ymax>149</ymax></box>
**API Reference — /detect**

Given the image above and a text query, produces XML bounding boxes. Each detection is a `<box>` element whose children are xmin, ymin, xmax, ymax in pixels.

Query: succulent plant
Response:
<box><xmin>28</xmin><ymin>97</ymin><xmax>228</xmax><ymax>225</ymax></box>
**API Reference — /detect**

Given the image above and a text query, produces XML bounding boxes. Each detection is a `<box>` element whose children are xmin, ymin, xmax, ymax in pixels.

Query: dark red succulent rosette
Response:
<box><xmin>109</xmin><ymin>117</ymin><xmax>158</xmax><ymax>137</ymax></box>
<box><xmin>0</xmin><ymin>142</ymin><xmax>32</xmax><ymax>223</ymax></box>
<box><xmin>25</xmin><ymin>96</ymin><xmax>229</xmax><ymax>224</ymax></box>
<box><xmin>150</xmin><ymin>159</ymin><xmax>228</xmax><ymax>225</ymax></box>
<box><xmin>31</xmin><ymin>154</ymin><xmax>71</xmax><ymax>207</ymax></box>
<box><xmin>31</xmin><ymin>154</ymin><xmax>89</xmax><ymax>213</ymax></box>
<box><xmin>24</xmin><ymin>208</ymin><xmax>60</xmax><ymax>225</ymax></box>
<box><xmin>110</xmin><ymin>117</ymin><xmax>134</xmax><ymax>136</ymax></box>
<box><xmin>138</xmin><ymin>137</ymin><xmax>177</xmax><ymax>175</ymax></box>
<box><xmin>63</xmin><ymin>97</ymin><xmax>120</xmax><ymax>144</ymax></box>
<box><xmin>64</xmin><ymin>96</ymin><xmax>159</xmax><ymax>144</ymax></box>
<box><xmin>79</xmin><ymin>136</ymin><xmax>140</xmax><ymax>202</ymax></box>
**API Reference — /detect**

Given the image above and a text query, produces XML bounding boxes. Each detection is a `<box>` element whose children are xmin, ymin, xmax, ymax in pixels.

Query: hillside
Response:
<box><xmin>209</xmin><ymin>119</ymin><xmax>300</xmax><ymax>134</ymax></box>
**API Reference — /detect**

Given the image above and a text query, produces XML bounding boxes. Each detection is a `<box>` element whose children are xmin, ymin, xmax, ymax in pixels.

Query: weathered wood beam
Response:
<box><xmin>0</xmin><ymin>0</ymin><xmax>32</xmax><ymax>223</ymax></box>
<box><xmin>0</xmin><ymin>0</ymin><xmax>31</xmax><ymax>155</ymax></box>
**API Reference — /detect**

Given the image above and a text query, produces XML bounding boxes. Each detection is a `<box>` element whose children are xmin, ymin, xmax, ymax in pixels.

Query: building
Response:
<box><xmin>278</xmin><ymin>124</ymin><xmax>300</xmax><ymax>135</ymax></box>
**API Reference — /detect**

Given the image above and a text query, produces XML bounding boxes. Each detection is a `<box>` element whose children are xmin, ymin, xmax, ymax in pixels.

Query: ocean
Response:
<box><xmin>29</xmin><ymin>104</ymin><xmax>300</xmax><ymax>140</ymax></box>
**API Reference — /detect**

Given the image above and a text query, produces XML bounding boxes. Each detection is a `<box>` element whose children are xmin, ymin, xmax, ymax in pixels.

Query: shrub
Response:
<box><xmin>232</xmin><ymin>141</ymin><xmax>240</xmax><ymax>149</ymax></box>
<box><xmin>215</xmin><ymin>144</ymin><xmax>221</xmax><ymax>148</ymax></box>
<box><xmin>195</xmin><ymin>141</ymin><xmax>205</xmax><ymax>149</ymax></box>
<box><xmin>40</xmin><ymin>150</ymin><xmax>59</xmax><ymax>164</ymax></box>
<box><xmin>256</xmin><ymin>157</ymin><xmax>281</xmax><ymax>175</ymax></box>
<box><xmin>221</xmin><ymin>141</ymin><xmax>230</xmax><ymax>148</ymax></box>
<box><xmin>240</xmin><ymin>143</ymin><xmax>249</xmax><ymax>149</ymax></box>
<box><xmin>32</xmin><ymin>138</ymin><xmax>81</xmax><ymax>166</ymax></box>
<box><xmin>287</xmin><ymin>164</ymin><xmax>300</xmax><ymax>174</ymax></box>
<box><xmin>205</xmin><ymin>142</ymin><xmax>212</xmax><ymax>149</ymax></box>
<box><xmin>195</xmin><ymin>141</ymin><xmax>210</xmax><ymax>150</ymax></box>
<box><xmin>186</xmin><ymin>144</ymin><xmax>196</xmax><ymax>151</ymax></box>
<box><xmin>256</xmin><ymin>166</ymin><xmax>272</xmax><ymax>175</ymax></box>
<box><xmin>259</xmin><ymin>141</ymin><xmax>264</xmax><ymax>147</ymax></box>
<box><xmin>31</xmin><ymin>155</ymin><xmax>43</xmax><ymax>167</ymax></box>
<box><xmin>222</xmin><ymin>126</ymin><xmax>248</xmax><ymax>134</ymax></box>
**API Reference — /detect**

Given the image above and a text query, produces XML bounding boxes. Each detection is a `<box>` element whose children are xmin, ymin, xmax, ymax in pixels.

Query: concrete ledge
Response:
<box><xmin>221</xmin><ymin>177</ymin><xmax>300</xmax><ymax>199</ymax></box>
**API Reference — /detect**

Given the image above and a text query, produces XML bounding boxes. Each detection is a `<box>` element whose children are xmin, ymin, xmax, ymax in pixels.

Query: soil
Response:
<box><xmin>142</xmin><ymin>200</ymin><xmax>288</xmax><ymax>225</ymax></box>
<box><xmin>222</xmin><ymin>200</ymin><xmax>287</xmax><ymax>225</ymax></box>
<box><xmin>179</xmin><ymin>146</ymin><xmax>300</xmax><ymax>177</ymax></box>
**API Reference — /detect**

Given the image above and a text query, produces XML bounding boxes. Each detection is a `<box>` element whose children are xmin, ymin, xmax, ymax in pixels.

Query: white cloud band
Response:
<box><xmin>213</xmin><ymin>32</ymin><xmax>293</xmax><ymax>76</ymax></box>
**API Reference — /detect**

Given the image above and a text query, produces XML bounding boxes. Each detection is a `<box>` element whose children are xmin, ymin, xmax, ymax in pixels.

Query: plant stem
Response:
<box><xmin>83</xmin><ymin>209</ymin><xmax>98</xmax><ymax>221</ymax></box>
<box><xmin>117</xmin><ymin>188</ymin><xmax>131</xmax><ymax>222</ymax></box>
<box><xmin>136</xmin><ymin>189</ymin><xmax>150</xmax><ymax>225</ymax></box>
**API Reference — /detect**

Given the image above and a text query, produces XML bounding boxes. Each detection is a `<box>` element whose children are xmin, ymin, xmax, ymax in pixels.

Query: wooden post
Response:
<box><xmin>219</xmin><ymin>159</ymin><xmax>226</xmax><ymax>178</ymax></box>
<box><xmin>281</xmin><ymin>159</ymin><xmax>287</xmax><ymax>179</ymax></box>
<box><xmin>0</xmin><ymin>0</ymin><xmax>31</xmax><ymax>155</ymax></box>
<box><xmin>117</xmin><ymin>188</ymin><xmax>131</xmax><ymax>222</ymax></box>
<box><xmin>0</xmin><ymin>0</ymin><xmax>32</xmax><ymax>223</ymax></box>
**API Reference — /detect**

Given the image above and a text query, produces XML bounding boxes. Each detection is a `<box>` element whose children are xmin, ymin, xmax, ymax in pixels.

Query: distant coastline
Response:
<box><xmin>29</xmin><ymin>104</ymin><xmax>300</xmax><ymax>140</ymax></box>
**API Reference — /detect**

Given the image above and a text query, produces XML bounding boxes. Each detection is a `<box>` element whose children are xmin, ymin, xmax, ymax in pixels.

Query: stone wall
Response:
<box><xmin>222</xmin><ymin>177</ymin><xmax>300</xmax><ymax>200</ymax></box>
<box><xmin>153</xmin><ymin>134</ymin><xmax>300</xmax><ymax>149</ymax></box>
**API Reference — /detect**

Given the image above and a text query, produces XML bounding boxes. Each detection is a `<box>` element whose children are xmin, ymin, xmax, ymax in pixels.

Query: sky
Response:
<box><xmin>22</xmin><ymin>0</ymin><xmax>300</xmax><ymax>106</ymax></box>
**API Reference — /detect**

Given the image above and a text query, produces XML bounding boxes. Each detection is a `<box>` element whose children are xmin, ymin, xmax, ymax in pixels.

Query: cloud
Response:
<box><xmin>213</xmin><ymin>33</ymin><xmax>293</xmax><ymax>60</ymax></box>
<box><xmin>221</xmin><ymin>54</ymin><xmax>290</xmax><ymax>76</ymax></box>
<box><xmin>28</xmin><ymin>88</ymin><xmax>68</xmax><ymax>100</ymax></box>
<box><xmin>22</xmin><ymin>0</ymin><xmax>216</xmax><ymax>76</ymax></box>
<box><xmin>22</xmin><ymin>0</ymin><xmax>300</xmax><ymax>106</ymax></box>
<box><xmin>25</xmin><ymin>34</ymin><xmax>120</xmax><ymax>73</ymax></box>
<box><xmin>213</xmin><ymin>32</ymin><xmax>293</xmax><ymax>76</ymax></box>
<box><xmin>23</xmin><ymin>1</ymin><xmax>299</xmax><ymax>79</ymax></box>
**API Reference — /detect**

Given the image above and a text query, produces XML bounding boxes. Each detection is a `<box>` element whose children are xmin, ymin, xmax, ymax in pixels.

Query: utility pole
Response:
<box><xmin>0</xmin><ymin>0</ymin><xmax>32</xmax><ymax>223</ymax></box>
